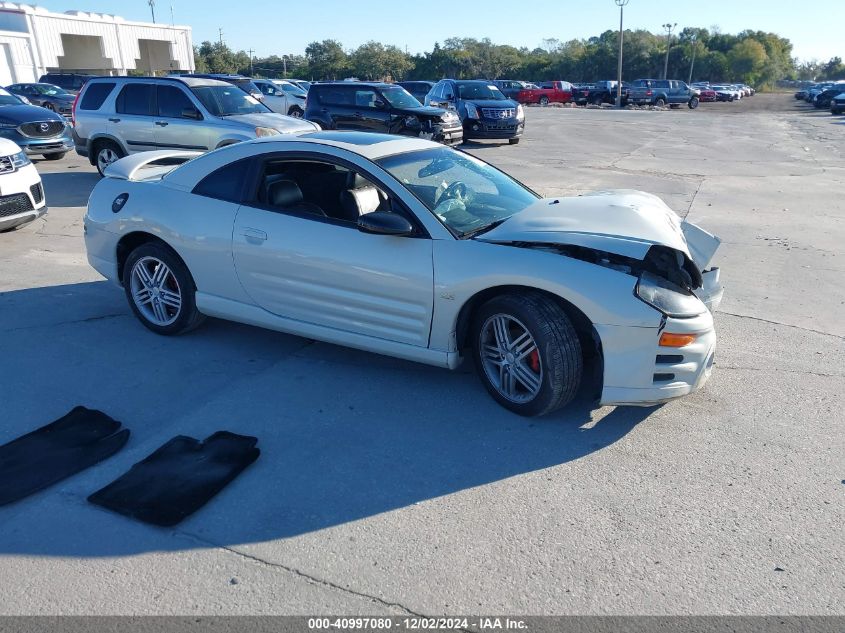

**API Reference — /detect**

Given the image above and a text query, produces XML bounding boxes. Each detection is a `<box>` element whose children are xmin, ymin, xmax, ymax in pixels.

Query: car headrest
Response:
<box><xmin>340</xmin><ymin>186</ymin><xmax>381</xmax><ymax>218</ymax></box>
<box><xmin>267</xmin><ymin>179</ymin><xmax>304</xmax><ymax>208</ymax></box>
<box><xmin>346</xmin><ymin>171</ymin><xmax>372</xmax><ymax>190</ymax></box>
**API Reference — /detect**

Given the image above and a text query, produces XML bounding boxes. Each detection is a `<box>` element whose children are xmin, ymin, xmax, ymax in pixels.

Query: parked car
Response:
<box><xmin>178</xmin><ymin>74</ymin><xmax>264</xmax><ymax>101</ymax></box>
<box><xmin>305</xmin><ymin>82</ymin><xmax>462</xmax><ymax>146</ymax></box>
<box><xmin>84</xmin><ymin>132</ymin><xmax>723</xmax><ymax>416</ymax></box>
<box><xmin>571</xmin><ymin>80</ymin><xmax>625</xmax><ymax>106</ymax></box>
<box><xmin>252</xmin><ymin>78</ymin><xmax>308</xmax><ymax>117</ymax></box>
<box><xmin>0</xmin><ymin>137</ymin><xmax>46</xmax><ymax>232</ymax></box>
<box><xmin>72</xmin><ymin>76</ymin><xmax>318</xmax><ymax>175</ymax></box>
<box><xmin>814</xmin><ymin>85</ymin><xmax>845</xmax><ymax>109</ymax></box>
<box><xmin>286</xmin><ymin>79</ymin><xmax>312</xmax><ymax>92</ymax></box>
<box><xmin>697</xmin><ymin>88</ymin><xmax>718</xmax><ymax>102</ymax></box>
<box><xmin>7</xmin><ymin>83</ymin><xmax>75</xmax><ymax>115</ymax></box>
<box><xmin>38</xmin><ymin>72</ymin><xmax>96</xmax><ymax>94</ymax></box>
<box><xmin>710</xmin><ymin>85</ymin><xmax>741</xmax><ymax>102</ymax></box>
<box><xmin>628</xmin><ymin>79</ymin><xmax>699</xmax><ymax>108</ymax></box>
<box><xmin>397</xmin><ymin>81</ymin><xmax>436</xmax><ymax>103</ymax></box>
<box><xmin>831</xmin><ymin>93</ymin><xmax>845</xmax><ymax>115</ymax></box>
<box><xmin>426</xmin><ymin>79</ymin><xmax>524</xmax><ymax>144</ymax></box>
<box><xmin>0</xmin><ymin>87</ymin><xmax>73</xmax><ymax>160</ymax></box>
<box><xmin>516</xmin><ymin>80</ymin><xmax>573</xmax><ymax>106</ymax></box>
<box><xmin>491</xmin><ymin>80</ymin><xmax>536</xmax><ymax>100</ymax></box>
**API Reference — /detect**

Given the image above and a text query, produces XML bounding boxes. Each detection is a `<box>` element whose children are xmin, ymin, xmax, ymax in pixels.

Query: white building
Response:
<box><xmin>0</xmin><ymin>2</ymin><xmax>194</xmax><ymax>84</ymax></box>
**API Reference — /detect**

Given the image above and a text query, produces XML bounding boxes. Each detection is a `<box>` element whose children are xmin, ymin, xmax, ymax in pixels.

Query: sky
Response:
<box><xmin>30</xmin><ymin>0</ymin><xmax>843</xmax><ymax>63</ymax></box>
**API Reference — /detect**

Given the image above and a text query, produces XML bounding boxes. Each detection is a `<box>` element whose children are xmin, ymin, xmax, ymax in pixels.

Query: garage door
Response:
<box><xmin>0</xmin><ymin>44</ymin><xmax>14</xmax><ymax>85</ymax></box>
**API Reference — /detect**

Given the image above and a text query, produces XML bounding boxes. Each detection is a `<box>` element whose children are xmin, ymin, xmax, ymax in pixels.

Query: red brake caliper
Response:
<box><xmin>528</xmin><ymin>349</ymin><xmax>540</xmax><ymax>373</ymax></box>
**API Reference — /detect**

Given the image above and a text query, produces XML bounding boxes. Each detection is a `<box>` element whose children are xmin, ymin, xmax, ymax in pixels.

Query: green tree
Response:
<box><xmin>305</xmin><ymin>39</ymin><xmax>350</xmax><ymax>80</ymax></box>
<box><xmin>727</xmin><ymin>39</ymin><xmax>768</xmax><ymax>83</ymax></box>
<box><xmin>350</xmin><ymin>41</ymin><xmax>413</xmax><ymax>80</ymax></box>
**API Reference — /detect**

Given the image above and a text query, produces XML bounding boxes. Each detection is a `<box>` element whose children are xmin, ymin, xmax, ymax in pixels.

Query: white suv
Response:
<box><xmin>0</xmin><ymin>137</ymin><xmax>46</xmax><ymax>232</ymax></box>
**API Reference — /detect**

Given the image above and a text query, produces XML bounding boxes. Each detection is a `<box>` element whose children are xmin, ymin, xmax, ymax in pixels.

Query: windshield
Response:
<box><xmin>277</xmin><ymin>83</ymin><xmax>306</xmax><ymax>95</ymax></box>
<box><xmin>457</xmin><ymin>82</ymin><xmax>508</xmax><ymax>101</ymax></box>
<box><xmin>190</xmin><ymin>85</ymin><xmax>271</xmax><ymax>116</ymax></box>
<box><xmin>35</xmin><ymin>84</ymin><xmax>70</xmax><ymax>96</ymax></box>
<box><xmin>0</xmin><ymin>88</ymin><xmax>22</xmax><ymax>106</ymax></box>
<box><xmin>376</xmin><ymin>146</ymin><xmax>539</xmax><ymax>237</ymax></box>
<box><xmin>380</xmin><ymin>86</ymin><xmax>422</xmax><ymax>109</ymax></box>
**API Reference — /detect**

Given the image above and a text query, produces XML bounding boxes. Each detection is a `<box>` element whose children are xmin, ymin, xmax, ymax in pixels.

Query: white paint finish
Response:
<box><xmin>102</xmin><ymin>149</ymin><xmax>201</xmax><ymax>181</ymax></box>
<box><xmin>232</xmin><ymin>207</ymin><xmax>435</xmax><ymax>347</ymax></box>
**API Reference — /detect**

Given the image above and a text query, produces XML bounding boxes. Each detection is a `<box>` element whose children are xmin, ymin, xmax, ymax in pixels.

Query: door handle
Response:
<box><xmin>241</xmin><ymin>228</ymin><xmax>267</xmax><ymax>242</ymax></box>
<box><xmin>108</xmin><ymin>117</ymin><xmax>121</xmax><ymax>123</ymax></box>
<box><xmin>155</xmin><ymin>120</ymin><xmax>169</xmax><ymax>127</ymax></box>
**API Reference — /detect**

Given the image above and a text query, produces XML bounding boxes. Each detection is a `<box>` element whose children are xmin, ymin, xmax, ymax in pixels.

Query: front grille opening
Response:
<box><xmin>653</xmin><ymin>373</ymin><xmax>676</xmax><ymax>383</ymax></box>
<box><xmin>656</xmin><ymin>354</ymin><xmax>684</xmax><ymax>364</ymax></box>
<box><xmin>0</xmin><ymin>193</ymin><xmax>34</xmax><ymax>218</ymax></box>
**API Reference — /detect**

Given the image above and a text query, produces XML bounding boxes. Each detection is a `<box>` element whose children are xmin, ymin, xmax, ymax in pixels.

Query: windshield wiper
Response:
<box><xmin>460</xmin><ymin>217</ymin><xmax>511</xmax><ymax>239</ymax></box>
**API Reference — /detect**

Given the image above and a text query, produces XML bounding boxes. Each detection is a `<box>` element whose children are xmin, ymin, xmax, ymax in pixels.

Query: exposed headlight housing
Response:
<box><xmin>9</xmin><ymin>151</ymin><xmax>30</xmax><ymax>168</ymax></box>
<box><xmin>465</xmin><ymin>102</ymin><xmax>479</xmax><ymax>119</ymax></box>
<box><xmin>635</xmin><ymin>271</ymin><xmax>706</xmax><ymax>318</ymax></box>
<box><xmin>255</xmin><ymin>126</ymin><xmax>280</xmax><ymax>137</ymax></box>
<box><xmin>403</xmin><ymin>115</ymin><xmax>421</xmax><ymax>128</ymax></box>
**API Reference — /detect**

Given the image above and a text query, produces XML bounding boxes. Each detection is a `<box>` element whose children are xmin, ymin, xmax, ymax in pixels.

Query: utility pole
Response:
<box><xmin>148</xmin><ymin>0</ymin><xmax>156</xmax><ymax>23</ymax></box>
<box><xmin>615</xmin><ymin>0</ymin><xmax>630</xmax><ymax>108</ymax></box>
<box><xmin>218</xmin><ymin>28</ymin><xmax>224</xmax><ymax>46</ymax></box>
<box><xmin>248</xmin><ymin>48</ymin><xmax>254</xmax><ymax>76</ymax></box>
<box><xmin>282</xmin><ymin>55</ymin><xmax>287</xmax><ymax>78</ymax></box>
<box><xmin>688</xmin><ymin>34</ymin><xmax>698</xmax><ymax>85</ymax></box>
<box><xmin>662</xmin><ymin>23</ymin><xmax>677</xmax><ymax>80</ymax></box>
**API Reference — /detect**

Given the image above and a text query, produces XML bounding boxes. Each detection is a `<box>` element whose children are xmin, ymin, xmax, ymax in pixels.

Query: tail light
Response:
<box><xmin>646</xmin><ymin>90</ymin><xmax>653</xmax><ymax>96</ymax></box>
<box><xmin>71</xmin><ymin>90</ymin><xmax>81</xmax><ymax>127</ymax></box>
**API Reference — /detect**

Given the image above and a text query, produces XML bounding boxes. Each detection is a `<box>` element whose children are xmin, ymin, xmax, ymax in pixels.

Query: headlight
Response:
<box><xmin>516</xmin><ymin>104</ymin><xmax>525</xmax><ymax>119</ymax></box>
<box><xmin>9</xmin><ymin>151</ymin><xmax>30</xmax><ymax>168</ymax></box>
<box><xmin>465</xmin><ymin>102</ymin><xmax>479</xmax><ymax>119</ymax></box>
<box><xmin>255</xmin><ymin>126</ymin><xmax>280</xmax><ymax>137</ymax></box>
<box><xmin>635</xmin><ymin>272</ymin><xmax>706</xmax><ymax>317</ymax></box>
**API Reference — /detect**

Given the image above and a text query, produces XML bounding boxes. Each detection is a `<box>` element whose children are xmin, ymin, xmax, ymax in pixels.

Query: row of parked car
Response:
<box><xmin>794</xmin><ymin>81</ymin><xmax>845</xmax><ymax>113</ymax></box>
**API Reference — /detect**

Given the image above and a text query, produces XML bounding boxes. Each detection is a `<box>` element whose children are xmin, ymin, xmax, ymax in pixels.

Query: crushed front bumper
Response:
<box><xmin>597</xmin><ymin>310</ymin><xmax>717</xmax><ymax>407</ymax></box>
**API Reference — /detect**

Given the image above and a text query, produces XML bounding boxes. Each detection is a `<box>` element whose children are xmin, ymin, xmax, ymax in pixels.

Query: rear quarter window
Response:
<box><xmin>79</xmin><ymin>83</ymin><xmax>116</xmax><ymax>110</ymax></box>
<box><xmin>193</xmin><ymin>158</ymin><xmax>252</xmax><ymax>203</ymax></box>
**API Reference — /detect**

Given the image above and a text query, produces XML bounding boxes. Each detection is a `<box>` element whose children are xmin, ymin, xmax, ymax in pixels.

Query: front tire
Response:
<box><xmin>43</xmin><ymin>102</ymin><xmax>55</xmax><ymax>112</ymax></box>
<box><xmin>508</xmin><ymin>137</ymin><xmax>520</xmax><ymax>145</ymax></box>
<box><xmin>123</xmin><ymin>242</ymin><xmax>205</xmax><ymax>336</ymax></box>
<box><xmin>688</xmin><ymin>97</ymin><xmax>700</xmax><ymax>109</ymax></box>
<box><xmin>471</xmin><ymin>293</ymin><xmax>582</xmax><ymax>417</ymax></box>
<box><xmin>43</xmin><ymin>152</ymin><xmax>66</xmax><ymax>161</ymax></box>
<box><xmin>539</xmin><ymin>96</ymin><xmax>549</xmax><ymax>106</ymax></box>
<box><xmin>288</xmin><ymin>106</ymin><xmax>304</xmax><ymax>118</ymax></box>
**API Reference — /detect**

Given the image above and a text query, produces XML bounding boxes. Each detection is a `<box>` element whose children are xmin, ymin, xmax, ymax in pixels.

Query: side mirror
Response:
<box><xmin>357</xmin><ymin>211</ymin><xmax>415</xmax><ymax>237</ymax></box>
<box><xmin>181</xmin><ymin>107</ymin><xmax>202</xmax><ymax>120</ymax></box>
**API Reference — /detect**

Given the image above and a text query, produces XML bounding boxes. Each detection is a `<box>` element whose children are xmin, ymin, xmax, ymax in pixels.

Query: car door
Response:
<box><xmin>111</xmin><ymin>82</ymin><xmax>156</xmax><ymax>153</ymax></box>
<box><xmin>231</xmin><ymin>152</ymin><xmax>435</xmax><ymax>347</ymax></box>
<box><xmin>255</xmin><ymin>81</ymin><xmax>288</xmax><ymax>114</ymax></box>
<box><xmin>153</xmin><ymin>84</ymin><xmax>211</xmax><ymax>151</ymax></box>
<box><xmin>351</xmin><ymin>87</ymin><xmax>391</xmax><ymax>132</ymax></box>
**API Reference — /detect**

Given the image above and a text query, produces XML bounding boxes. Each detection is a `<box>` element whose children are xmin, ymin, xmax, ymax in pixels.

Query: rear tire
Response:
<box><xmin>471</xmin><ymin>292</ymin><xmax>582</xmax><ymax>417</ymax></box>
<box><xmin>593</xmin><ymin>96</ymin><xmax>604</xmax><ymax>106</ymax></box>
<box><xmin>654</xmin><ymin>97</ymin><xmax>666</xmax><ymax>108</ymax></box>
<box><xmin>122</xmin><ymin>242</ymin><xmax>205</xmax><ymax>336</ymax></box>
<box><xmin>43</xmin><ymin>103</ymin><xmax>55</xmax><ymax>112</ymax></box>
<box><xmin>539</xmin><ymin>96</ymin><xmax>549</xmax><ymax>106</ymax></box>
<box><xmin>688</xmin><ymin>97</ymin><xmax>700</xmax><ymax>109</ymax></box>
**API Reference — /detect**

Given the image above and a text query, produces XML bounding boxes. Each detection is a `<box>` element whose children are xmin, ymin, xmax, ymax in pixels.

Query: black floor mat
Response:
<box><xmin>0</xmin><ymin>406</ymin><xmax>130</xmax><ymax>506</ymax></box>
<box><xmin>88</xmin><ymin>431</ymin><xmax>260</xmax><ymax>526</ymax></box>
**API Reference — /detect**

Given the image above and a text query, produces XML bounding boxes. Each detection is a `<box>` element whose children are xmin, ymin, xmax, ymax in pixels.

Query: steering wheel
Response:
<box><xmin>437</xmin><ymin>180</ymin><xmax>472</xmax><ymax>207</ymax></box>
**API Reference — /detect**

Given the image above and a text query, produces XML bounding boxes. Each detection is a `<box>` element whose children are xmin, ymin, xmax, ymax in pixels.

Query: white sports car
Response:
<box><xmin>84</xmin><ymin>132</ymin><xmax>723</xmax><ymax>416</ymax></box>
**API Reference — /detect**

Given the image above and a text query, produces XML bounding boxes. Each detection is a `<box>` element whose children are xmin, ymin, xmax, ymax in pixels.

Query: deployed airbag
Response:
<box><xmin>88</xmin><ymin>431</ymin><xmax>260</xmax><ymax>526</ymax></box>
<box><xmin>0</xmin><ymin>406</ymin><xmax>130</xmax><ymax>506</ymax></box>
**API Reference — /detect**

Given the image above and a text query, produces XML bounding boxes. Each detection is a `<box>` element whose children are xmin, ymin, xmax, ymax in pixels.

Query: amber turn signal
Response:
<box><xmin>659</xmin><ymin>332</ymin><xmax>698</xmax><ymax>348</ymax></box>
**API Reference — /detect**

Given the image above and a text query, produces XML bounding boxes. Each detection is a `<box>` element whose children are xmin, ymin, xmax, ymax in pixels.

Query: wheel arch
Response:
<box><xmin>454</xmin><ymin>285</ymin><xmax>603</xmax><ymax>376</ymax></box>
<box><xmin>115</xmin><ymin>231</ymin><xmax>192</xmax><ymax>288</ymax></box>
<box><xmin>88</xmin><ymin>134</ymin><xmax>126</xmax><ymax>166</ymax></box>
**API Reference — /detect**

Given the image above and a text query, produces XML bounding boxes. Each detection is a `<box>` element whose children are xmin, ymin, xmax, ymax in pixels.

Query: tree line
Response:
<box><xmin>193</xmin><ymin>28</ymin><xmax>844</xmax><ymax>86</ymax></box>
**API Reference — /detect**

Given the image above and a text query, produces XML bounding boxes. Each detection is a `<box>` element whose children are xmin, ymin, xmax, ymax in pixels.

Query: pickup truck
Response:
<box><xmin>572</xmin><ymin>80</ymin><xmax>628</xmax><ymax>106</ymax></box>
<box><xmin>516</xmin><ymin>81</ymin><xmax>573</xmax><ymax>105</ymax></box>
<box><xmin>628</xmin><ymin>79</ymin><xmax>700</xmax><ymax>109</ymax></box>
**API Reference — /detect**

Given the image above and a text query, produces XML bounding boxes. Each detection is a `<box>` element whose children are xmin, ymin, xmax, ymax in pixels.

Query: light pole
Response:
<box><xmin>662</xmin><ymin>22</ymin><xmax>677</xmax><ymax>80</ymax></box>
<box><xmin>615</xmin><ymin>0</ymin><xmax>629</xmax><ymax>108</ymax></box>
<box><xmin>148</xmin><ymin>0</ymin><xmax>156</xmax><ymax>23</ymax></box>
<box><xmin>688</xmin><ymin>34</ymin><xmax>698</xmax><ymax>85</ymax></box>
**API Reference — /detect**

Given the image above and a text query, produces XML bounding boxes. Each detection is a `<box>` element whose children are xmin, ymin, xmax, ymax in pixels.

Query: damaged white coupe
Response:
<box><xmin>84</xmin><ymin>132</ymin><xmax>723</xmax><ymax>416</ymax></box>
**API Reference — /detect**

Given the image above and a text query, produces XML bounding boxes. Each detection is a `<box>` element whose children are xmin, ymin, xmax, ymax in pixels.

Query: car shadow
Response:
<box><xmin>0</xmin><ymin>281</ymin><xmax>656</xmax><ymax>557</ymax></box>
<box><xmin>38</xmin><ymin>171</ymin><xmax>101</xmax><ymax>208</ymax></box>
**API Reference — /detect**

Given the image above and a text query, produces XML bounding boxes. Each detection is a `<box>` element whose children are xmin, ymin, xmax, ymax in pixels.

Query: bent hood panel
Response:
<box><xmin>476</xmin><ymin>190</ymin><xmax>720</xmax><ymax>268</ymax></box>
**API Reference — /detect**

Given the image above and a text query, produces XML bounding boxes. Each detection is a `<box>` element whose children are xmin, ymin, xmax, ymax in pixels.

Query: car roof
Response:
<box><xmin>251</xmin><ymin>130</ymin><xmax>438</xmax><ymax>160</ymax></box>
<box><xmin>84</xmin><ymin>75</ymin><xmax>232</xmax><ymax>88</ymax></box>
<box><xmin>312</xmin><ymin>81</ymin><xmax>393</xmax><ymax>89</ymax></box>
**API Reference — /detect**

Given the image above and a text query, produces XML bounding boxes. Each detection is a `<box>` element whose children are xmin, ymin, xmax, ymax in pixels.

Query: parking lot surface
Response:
<box><xmin>0</xmin><ymin>95</ymin><xmax>842</xmax><ymax>615</ymax></box>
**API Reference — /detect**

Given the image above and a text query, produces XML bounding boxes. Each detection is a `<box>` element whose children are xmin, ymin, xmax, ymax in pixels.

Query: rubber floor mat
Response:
<box><xmin>0</xmin><ymin>406</ymin><xmax>130</xmax><ymax>506</ymax></box>
<box><xmin>88</xmin><ymin>431</ymin><xmax>260</xmax><ymax>526</ymax></box>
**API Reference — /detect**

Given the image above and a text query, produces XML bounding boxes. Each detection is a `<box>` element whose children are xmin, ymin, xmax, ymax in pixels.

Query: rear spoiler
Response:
<box><xmin>103</xmin><ymin>150</ymin><xmax>202</xmax><ymax>181</ymax></box>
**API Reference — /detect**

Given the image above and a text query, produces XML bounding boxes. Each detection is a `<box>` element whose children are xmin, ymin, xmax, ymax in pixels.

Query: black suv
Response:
<box><xmin>305</xmin><ymin>82</ymin><xmax>463</xmax><ymax>145</ymax></box>
<box><xmin>38</xmin><ymin>73</ymin><xmax>97</xmax><ymax>94</ymax></box>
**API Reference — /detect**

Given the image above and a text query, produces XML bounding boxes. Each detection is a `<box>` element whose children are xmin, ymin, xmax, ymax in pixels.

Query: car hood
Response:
<box><xmin>475</xmin><ymin>190</ymin><xmax>721</xmax><ymax>270</ymax></box>
<box><xmin>461</xmin><ymin>99</ymin><xmax>517</xmax><ymax>108</ymax></box>
<box><xmin>224</xmin><ymin>112</ymin><xmax>319</xmax><ymax>132</ymax></box>
<box><xmin>392</xmin><ymin>105</ymin><xmax>448</xmax><ymax>117</ymax></box>
<box><xmin>0</xmin><ymin>104</ymin><xmax>65</xmax><ymax>123</ymax></box>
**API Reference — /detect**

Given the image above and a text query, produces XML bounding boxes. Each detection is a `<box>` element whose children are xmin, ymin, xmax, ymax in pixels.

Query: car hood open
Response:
<box><xmin>475</xmin><ymin>190</ymin><xmax>720</xmax><ymax>271</ymax></box>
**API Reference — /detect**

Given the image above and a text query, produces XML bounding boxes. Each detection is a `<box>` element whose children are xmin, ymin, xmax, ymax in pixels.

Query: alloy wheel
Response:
<box><xmin>129</xmin><ymin>256</ymin><xmax>183</xmax><ymax>326</ymax></box>
<box><xmin>97</xmin><ymin>147</ymin><xmax>120</xmax><ymax>174</ymax></box>
<box><xmin>479</xmin><ymin>314</ymin><xmax>543</xmax><ymax>403</ymax></box>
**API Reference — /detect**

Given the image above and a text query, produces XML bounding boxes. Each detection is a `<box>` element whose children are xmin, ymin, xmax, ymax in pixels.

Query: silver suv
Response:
<box><xmin>72</xmin><ymin>76</ymin><xmax>319</xmax><ymax>175</ymax></box>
